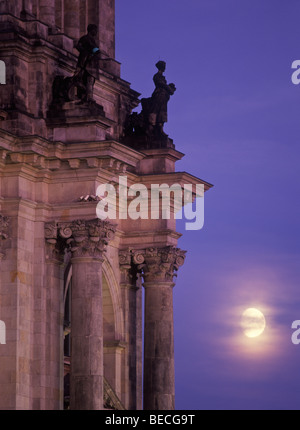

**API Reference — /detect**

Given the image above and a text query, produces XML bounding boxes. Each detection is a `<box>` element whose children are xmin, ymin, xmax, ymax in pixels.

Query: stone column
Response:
<box><xmin>0</xmin><ymin>0</ymin><xmax>22</xmax><ymax>15</ymax></box>
<box><xmin>0</xmin><ymin>215</ymin><xmax>11</xmax><ymax>408</ymax></box>
<box><xmin>64</xmin><ymin>0</ymin><xmax>80</xmax><ymax>40</ymax></box>
<box><xmin>97</xmin><ymin>0</ymin><xmax>115</xmax><ymax>58</ymax></box>
<box><xmin>21</xmin><ymin>0</ymin><xmax>33</xmax><ymax>16</ymax></box>
<box><xmin>119</xmin><ymin>250</ymin><xmax>143</xmax><ymax>410</ymax></box>
<box><xmin>39</xmin><ymin>0</ymin><xmax>56</xmax><ymax>28</ymax></box>
<box><xmin>137</xmin><ymin>247</ymin><xmax>186</xmax><ymax>410</ymax></box>
<box><xmin>79</xmin><ymin>0</ymin><xmax>88</xmax><ymax>36</ymax></box>
<box><xmin>58</xmin><ymin>219</ymin><xmax>115</xmax><ymax>410</ymax></box>
<box><xmin>44</xmin><ymin>222</ymin><xmax>64</xmax><ymax>409</ymax></box>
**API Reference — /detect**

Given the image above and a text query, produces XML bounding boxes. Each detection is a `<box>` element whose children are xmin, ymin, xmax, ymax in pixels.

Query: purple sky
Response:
<box><xmin>115</xmin><ymin>0</ymin><xmax>300</xmax><ymax>410</ymax></box>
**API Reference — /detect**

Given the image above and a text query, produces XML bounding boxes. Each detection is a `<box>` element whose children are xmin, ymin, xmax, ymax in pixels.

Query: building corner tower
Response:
<box><xmin>0</xmin><ymin>0</ymin><xmax>212</xmax><ymax>410</ymax></box>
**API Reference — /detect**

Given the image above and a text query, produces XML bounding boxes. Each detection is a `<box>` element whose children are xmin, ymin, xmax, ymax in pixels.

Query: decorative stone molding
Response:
<box><xmin>119</xmin><ymin>246</ymin><xmax>186</xmax><ymax>284</ymax></box>
<box><xmin>132</xmin><ymin>250</ymin><xmax>146</xmax><ymax>266</ymax></box>
<box><xmin>0</xmin><ymin>150</ymin><xmax>8</xmax><ymax>164</ymax></box>
<box><xmin>142</xmin><ymin>246</ymin><xmax>186</xmax><ymax>283</ymax></box>
<box><xmin>0</xmin><ymin>214</ymin><xmax>10</xmax><ymax>260</ymax></box>
<box><xmin>8</xmin><ymin>152</ymin><xmax>46</xmax><ymax>169</ymax></box>
<box><xmin>45</xmin><ymin>219</ymin><xmax>116</xmax><ymax>261</ymax></box>
<box><xmin>119</xmin><ymin>248</ymin><xmax>135</xmax><ymax>284</ymax></box>
<box><xmin>119</xmin><ymin>249</ymin><xmax>132</xmax><ymax>267</ymax></box>
<box><xmin>44</xmin><ymin>221</ymin><xmax>63</xmax><ymax>262</ymax></box>
<box><xmin>68</xmin><ymin>159</ymin><xmax>81</xmax><ymax>169</ymax></box>
<box><xmin>47</xmin><ymin>159</ymin><xmax>62</xmax><ymax>170</ymax></box>
<box><xmin>65</xmin><ymin>219</ymin><xmax>115</xmax><ymax>260</ymax></box>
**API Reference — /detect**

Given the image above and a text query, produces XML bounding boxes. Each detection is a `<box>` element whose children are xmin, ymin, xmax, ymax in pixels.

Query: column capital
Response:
<box><xmin>123</xmin><ymin>246</ymin><xmax>186</xmax><ymax>284</ymax></box>
<box><xmin>119</xmin><ymin>248</ymin><xmax>138</xmax><ymax>286</ymax></box>
<box><xmin>119</xmin><ymin>248</ymin><xmax>132</xmax><ymax>268</ymax></box>
<box><xmin>61</xmin><ymin>219</ymin><xmax>116</xmax><ymax>260</ymax></box>
<box><xmin>45</xmin><ymin>221</ymin><xmax>64</xmax><ymax>263</ymax></box>
<box><xmin>45</xmin><ymin>219</ymin><xmax>116</xmax><ymax>261</ymax></box>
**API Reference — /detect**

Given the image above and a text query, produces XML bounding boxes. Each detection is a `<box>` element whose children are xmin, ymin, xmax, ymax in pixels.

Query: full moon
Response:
<box><xmin>241</xmin><ymin>308</ymin><xmax>266</xmax><ymax>338</ymax></box>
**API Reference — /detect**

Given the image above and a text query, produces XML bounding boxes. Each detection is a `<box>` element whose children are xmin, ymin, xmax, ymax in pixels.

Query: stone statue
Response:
<box><xmin>148</xmin><ymin>60</ymin><xmax>176</xmax><ymax>135</ymax></box>
<box><xmin>73</xmin><ymin>24</ymin><xmax>101</xmax><ymax>102</ymax></box>
<box><xmin>51</xmin><ymin>24</ymin><xmax>101</xmax><ymax>104</ymax></box>
<box><xmin>123</xmin><ymin>61</ymin><xmax>176</xmax><ymax>143</ymax></box>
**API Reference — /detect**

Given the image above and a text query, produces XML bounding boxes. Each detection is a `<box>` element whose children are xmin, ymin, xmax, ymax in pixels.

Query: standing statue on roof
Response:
<box><xmin>148</xmin><ymin>60</ymin><xmax>176</xmax><ymax>135</ymax></box>
<box><xmin>124</xmin><ymin>60</ymin><xmax>176</xmax><ymax>140</ymax></box>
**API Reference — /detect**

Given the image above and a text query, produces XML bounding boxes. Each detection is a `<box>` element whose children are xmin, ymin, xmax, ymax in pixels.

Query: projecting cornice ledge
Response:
<box><xmin>0</xmin><ymin>132</ymin><xmax>146</xmax><ymax>172</ymax></box>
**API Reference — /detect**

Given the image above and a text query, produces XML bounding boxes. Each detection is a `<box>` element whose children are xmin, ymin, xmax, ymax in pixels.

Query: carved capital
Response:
<box><xmin>119</xmin><ymin>249</ymin><xmax>135</xmax><ymax>284</ymax></box>
<box><xmin>132</xmin><ymin>250</ymin><xmax>145</xmax><ymax>266</ymax></box>
<box><xmin>119</xmin><ymin>249</ymin><xmax>132</xmax><ymax>267</ymax></box>
<box><xmin>45</xmin><ymin>221</ymin><xmax>57</xmax><ymax>240</ymax></box>
<box><xmin>45</xmin><ymin>219</ymin><xmax>115</xmax><ymax>261</ymax></box>
<box><xmin>44</xmin><ymin>221</ymin><xmax>63</xmax><ymax>262</ymax></box>
<box><xmin>141</xmin><ymin>246</ymin><xmax>186</xmax><ymax>284</ymax></box>
<box><xmin>58</xmin><ymin>219</ymin><xmax>116</xmax><ymax>260</ymax></box>
<box><xmin>122</xmin><ymin>246</ymin><xmax>186</xmax><ymax>285</ymax></box>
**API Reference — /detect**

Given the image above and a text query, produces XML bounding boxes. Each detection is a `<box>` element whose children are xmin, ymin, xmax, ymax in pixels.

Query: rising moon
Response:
<box><xmin>241</xmin><ymin>308</ymin><xmax>266</xmax><ymax>338</ymax></box>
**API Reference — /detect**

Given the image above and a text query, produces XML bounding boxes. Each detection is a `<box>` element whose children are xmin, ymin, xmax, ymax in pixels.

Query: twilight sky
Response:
<box><xmin>115</xmin><ymin>0</ymin><xmax>300</xmax><ymax>410</ymax></box>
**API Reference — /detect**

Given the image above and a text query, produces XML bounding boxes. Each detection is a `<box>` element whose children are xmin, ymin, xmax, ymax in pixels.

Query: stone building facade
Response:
<box><xmin>0</xmin><ymin>0</ymin><xmax>211</xmax><ymax>410</ymax></box>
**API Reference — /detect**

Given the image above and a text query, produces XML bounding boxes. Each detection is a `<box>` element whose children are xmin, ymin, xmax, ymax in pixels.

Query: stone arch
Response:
<box><xmin>102</xmin><ymin>256</ymin><xmax>124</xmax><ymax>342</ymax></box>
<box><xmin>102</xmin><ymin>256</ymin><xmax>125</xmax><ymax>402</ymax></box>
<box><xmin>62</xmin><ymin>255</ymin><xmax>125</xmax><ymax>406</ymax></box>
<box><xmin>62</xmin><ymin>257</ymin><xmax>124</xmax><ymax>342</ymax></box>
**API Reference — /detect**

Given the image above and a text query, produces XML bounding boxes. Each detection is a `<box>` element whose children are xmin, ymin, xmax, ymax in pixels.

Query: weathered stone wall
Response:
<box><xmin>0</xmin><ymin>2</ymin><xmax>137</xmax><ymax>140</ymax></box>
